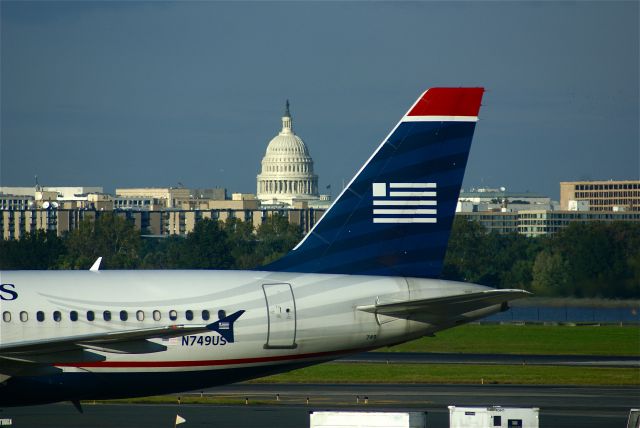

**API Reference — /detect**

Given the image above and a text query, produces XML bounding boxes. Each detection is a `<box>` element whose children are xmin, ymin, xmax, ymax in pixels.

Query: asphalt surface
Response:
<box><xmin>341</xmin><ymin>352</ymin><xmax>640</xmax><ymax>368</ymax></box>
<box><xmin>3</xmin><ymin>384</ymin><xmax>638</xmax><ymax>428</ymax></box>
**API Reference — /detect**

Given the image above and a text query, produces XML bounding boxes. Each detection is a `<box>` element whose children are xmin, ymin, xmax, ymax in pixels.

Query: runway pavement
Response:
<box><xmin>340</xmin><ymin>352</ymin><xmax>640</xmax><ymax>367</ymax></box>
<box><xmin>2</xmin><ymin>384</ymin><xmax>638</xmax><ymax>428</ymax></box>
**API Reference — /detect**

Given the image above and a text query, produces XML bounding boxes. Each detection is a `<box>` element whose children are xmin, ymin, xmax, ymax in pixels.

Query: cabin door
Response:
<box><xmin>262</xmin><ymin>283</ymin><xmax>297</xmax><ymax>349</ymax></box>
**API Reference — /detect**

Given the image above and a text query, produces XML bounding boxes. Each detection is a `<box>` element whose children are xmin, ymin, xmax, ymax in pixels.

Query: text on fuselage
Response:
<box><xmin>0</xmin><ymin>284</ymin><xmax>17</xmax><ymax>301</ymax></box>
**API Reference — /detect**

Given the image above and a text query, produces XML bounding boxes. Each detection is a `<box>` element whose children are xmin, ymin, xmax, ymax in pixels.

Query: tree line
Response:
<box><xmin>0</xmin><ymin>213</ymin><xmax>638</xmax><ymax>299</ymax></box>
<box><xmin>443</xmin><ymin>218</ymin><xmax>639</xmax><ymax>299</ymax></box>
<box><xmin>0</xmin><ymin>214</ymin><xmax>301</xmax><ymax>271</ymax></box>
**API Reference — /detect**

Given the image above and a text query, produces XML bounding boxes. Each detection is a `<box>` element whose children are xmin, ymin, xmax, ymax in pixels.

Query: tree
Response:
<box><xmin>442</xmin><ymin>217</ymin><xmax>487</xmax><ymax>282</ymax></box>
<box><xmin>61</xmin><ymin>213</ymin><xmax>142</xmax><ymax>269</ymax></box>
<box><xmin>531</xmin><ymin>250</ymin><xmax>570</xmax><ymax>296</ymax></box>
<box><xmin>139</xmin><ymin>236</ymin><xmax>187</xmax><ymax>269</ymax></box>
<box><xmin>223</xmin><ymin>217</ymin><xmax>261</xmax><ymax>269</ymax></box>
<box><xmin>179</xmin><ymin>219</ymin><xmax>233</xmax><ymax>269</ymax></box>
<box><xmin>256</xmin><ymin>215</ymin><xmax>302</xmax><ymax>265</ymax></box>
<box><xmin>0</xmin><ymin>230</ymin><xmax>66</xmax><ymax>269</ymax></box>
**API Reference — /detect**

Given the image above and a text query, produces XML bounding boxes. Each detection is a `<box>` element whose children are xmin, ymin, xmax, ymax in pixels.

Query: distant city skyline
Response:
<box><xmin>2</xmin><ymin>1</ymin><xmax>638</xmax><ymax>200</ymax></box>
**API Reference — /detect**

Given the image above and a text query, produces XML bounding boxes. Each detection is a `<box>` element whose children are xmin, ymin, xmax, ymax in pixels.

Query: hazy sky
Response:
<box><xmin>2</xmin><ymin>1</ymin><xmax>638</xmax><ymax>199</ymax></box>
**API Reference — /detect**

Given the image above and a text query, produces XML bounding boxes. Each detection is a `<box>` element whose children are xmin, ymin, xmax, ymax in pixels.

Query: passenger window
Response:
<box><xmin>153</xmin><ymin>310</ymin><xmax>161</xmax><ymax>321</ymax></box>
<box><xmin>169</xmin><ymin>310</ymin><xmax>177</xmax><ymax>321</ymax></box>
<box><xmin>185</xmin><ymin>310</ymin><xmax>193</xmax><ymax>321</ymax></box>
<box><xmin>37</xmin><ymin>311</ymin><xmax>45</xmax><ymax>322</ymax></box>
<box><xmin>87</xmin><ymin>311</ymin><xmax>95</xmax><ymax>321</ymax></box>
<box><xmin>53</xmin><ymin>311</ymin><xmax>62</xmax><ymax>322</ymax></box>
<box><xmin>218</xmin><ymin>310</ymin><xmax>226</xmax><ymax>319</ymax></box>
<box><xmin>2</xmin><ymin>311</ymin><xmax>11</xmax><ymax>322</ymax></box>
<box><xmin>20</xmin><ymin>311</ymin><xmax>28</xmax><ymax>322</ymax></box>
<box><xmin>70</xmin><ymin>311</ymin><xmax>78</xmax><ymax>321</ymax></box>
<box><xmin>136</xmin><ymin>310</ymin><xmax>144</xmax><ymax>321</ymax></box>
<box><xmin>120</xmin><ymin>310</ymin><xmax>128</xmax><ymax>321</ymax></box>
<box><xmin>202</xmin><ymin>310</ymin><xmax>210</xmax><ymax>321</ymax></box>
<box><xmin>103</xmin><ymin>310</ymin><xmax>112</xmax><ymax>321</ymax></box>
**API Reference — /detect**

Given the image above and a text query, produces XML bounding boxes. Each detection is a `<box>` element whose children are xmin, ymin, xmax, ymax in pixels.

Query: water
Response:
<box><xmin>485</xmin><ymin>305</ymin><xmax>639</xmax><ymax>323</ymax></box>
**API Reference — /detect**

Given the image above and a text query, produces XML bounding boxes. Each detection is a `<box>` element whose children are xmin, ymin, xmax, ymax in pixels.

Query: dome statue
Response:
<box><xmin>257</xmin><ymin>101</ymin><xmax>319</xmax><ymax>205</ymax></box>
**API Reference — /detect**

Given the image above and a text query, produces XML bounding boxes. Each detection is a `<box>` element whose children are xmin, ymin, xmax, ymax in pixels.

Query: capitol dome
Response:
<box><xmin>257</xmin><ymin>101</ymin><xmax>319</xmax><ymax>205</ymax></box>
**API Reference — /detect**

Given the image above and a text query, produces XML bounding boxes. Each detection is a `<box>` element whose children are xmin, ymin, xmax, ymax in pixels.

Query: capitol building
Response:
<box><xmin>257</xmin><ymin>102</ymin><xmax>320</xmax><ymax>206</ymax></box>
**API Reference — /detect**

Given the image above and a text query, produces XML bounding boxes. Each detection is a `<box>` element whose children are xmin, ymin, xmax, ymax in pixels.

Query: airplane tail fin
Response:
<box><xmin>263</xmin><ymin>88</ymin><xmax>484</xmax><ymax>278</ymax></box>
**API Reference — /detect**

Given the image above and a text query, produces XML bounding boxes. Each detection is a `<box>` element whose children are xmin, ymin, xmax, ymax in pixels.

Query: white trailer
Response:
<box><xmin>309</xmin><ymin>411</ymin><xmax>428</xmax><ymax>428</ymax></box>
<box><xmin>448</xmin><ymin>406</ymin><xmax>539</xmax><ymax>428</ymax></box>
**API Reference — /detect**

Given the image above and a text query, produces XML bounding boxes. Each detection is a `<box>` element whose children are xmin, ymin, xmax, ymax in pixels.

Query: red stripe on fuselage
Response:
<box><xmin>408</xmin><ymin>87</ymin><xmax>484</xmax><ymax>117</ymax></box>
<box><xmin>54</xmin><ymin>347</ymin><xmax>373</xmax><ymax>368</ymax></box>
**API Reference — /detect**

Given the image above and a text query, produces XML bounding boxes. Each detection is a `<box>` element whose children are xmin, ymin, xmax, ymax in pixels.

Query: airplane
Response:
<box><xmin>0</xmin><ymin>87</ymin><xmax>529</xmax><ymax>408</ymax></box>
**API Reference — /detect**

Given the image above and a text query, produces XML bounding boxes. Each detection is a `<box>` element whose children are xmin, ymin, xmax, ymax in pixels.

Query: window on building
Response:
<box><xmin>20</xmin><ymin>311</ymin><xmax>28</xmax><ymax>322</ymax></box>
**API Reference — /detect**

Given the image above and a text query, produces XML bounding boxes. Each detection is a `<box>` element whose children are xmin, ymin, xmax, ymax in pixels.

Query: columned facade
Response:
<box><xmin>257</xmin><ymin>101</ymin><xmax>319</xmax><ymax>205</ymax></box>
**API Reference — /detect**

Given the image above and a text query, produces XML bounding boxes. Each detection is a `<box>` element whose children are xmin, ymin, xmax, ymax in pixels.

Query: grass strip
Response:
<box><xmin>252</xmin><ymin>363</ymin><xmax>640</xmax><ymax>386</ymax></box>
<box><xmin>88</xmin><ymin>396</ymin><xmax>272</xmax><ymax>406</ymax></box>
<box><xmin>382</xmin><ymin>324</ymin><xmax>640</xmax><ymax>356</ymax></box>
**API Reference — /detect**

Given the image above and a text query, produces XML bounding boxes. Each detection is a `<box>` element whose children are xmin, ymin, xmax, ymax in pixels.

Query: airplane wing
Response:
<box><xmin>356</xmin><ymin>289</ymin><xmax>530</xmax><ymax>323</ymax></box>
<box><xmin>0</xmin><ymin>310</ymin><xmax>244</xmax><ymax>357</ymax></box>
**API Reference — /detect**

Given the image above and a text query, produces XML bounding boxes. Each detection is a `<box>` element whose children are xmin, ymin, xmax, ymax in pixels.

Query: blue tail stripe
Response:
<box><xmin>263</xmin><ymin>112</ymin><xmax>478</xmax><ymax>278</ymax></box>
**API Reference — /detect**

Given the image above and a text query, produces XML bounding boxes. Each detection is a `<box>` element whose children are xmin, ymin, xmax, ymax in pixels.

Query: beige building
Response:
<box><xmin>560</xmin><ymin>180</ymin><xmax>640</xmax><ymax>211</ymax></box>
<box><xmin>116</xmin><ymin>187</ymin><xmax>191</xmax><ymax>209</ymax></box>
<box><xmin>0</xmin><ymin>186</ymin><xmax>106</xmax><ymax>210</ymax></box>
<box><xmin>0</xmin><ymin>186</ymin><xmax>103</xmax><ymax>199</ymax></box>
<box><xmin>1</xmin><ymin>207</ymin><xmax>326</xmax><ymax>240</ymax></box>
<box><xmin>115</xmin><ymin>187</ymin><xmax>228</xmax><ymax>210</ymax></box>
<box><xmin>1</xmin><ymin>209</ymin><xmax>96</xmax><ymax>240</ymax></box>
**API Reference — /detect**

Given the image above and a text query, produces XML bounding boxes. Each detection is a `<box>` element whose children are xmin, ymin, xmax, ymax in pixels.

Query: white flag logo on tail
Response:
<box><xmin>372</xmin><ymin>182</ymin><xmax>437</xmax><ymax>223</ymax></box>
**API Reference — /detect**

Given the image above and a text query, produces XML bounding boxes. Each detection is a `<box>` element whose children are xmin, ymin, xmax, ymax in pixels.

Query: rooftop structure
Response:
<box><xmin>457</xmin><ymin>187</ymin><xmax>553</xmax><ymax>212</ymax></box>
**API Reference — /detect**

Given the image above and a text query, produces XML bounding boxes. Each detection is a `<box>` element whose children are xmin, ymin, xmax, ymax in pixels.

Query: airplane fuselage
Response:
<box><xmin>0</xmin><ymin>87</ymin><xmax>529</xmax><ymax>408</ymax></box>
<box><xmin>0</xmin><ymin>270</ymin><xmax>492</xmax><ymax>405</ymax></box>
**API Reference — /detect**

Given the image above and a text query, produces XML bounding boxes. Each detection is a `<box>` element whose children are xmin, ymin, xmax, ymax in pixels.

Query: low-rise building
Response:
<box><xmin>0</xmin><ymin>207</ymin><xmax>326</xmax><ymax>239</ymax></box>
<box><xmin>459</xmin><ymin>209</ymin><xmax>640</xmax><ymax>237</ymax></box>
<box><xmin>560</xmin><ymin>180</ymin><xmax>640</xmax><ymax>211</ymax></box>
<box><xmin>115</xmin><ymin>187</ymin><xmax>191</xmax><ymax>209</ymax></box>
<box><xmin>457</xmin><ymin>188</ymin><xmax>554</xmax><ymax>212</ymax></box>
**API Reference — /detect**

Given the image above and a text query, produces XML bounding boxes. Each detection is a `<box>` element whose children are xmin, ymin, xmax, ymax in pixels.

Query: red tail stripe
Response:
<box><xmin>408</xmin><ymin>87</ymin><xmax>484</xmax><ymax>117</ymax></box>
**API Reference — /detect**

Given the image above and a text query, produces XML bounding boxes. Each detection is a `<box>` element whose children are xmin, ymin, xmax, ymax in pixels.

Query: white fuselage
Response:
<box><xmin>0</xmin><ymin>270</ymin><xmax>488</xmax><ymax>394</ymax></box>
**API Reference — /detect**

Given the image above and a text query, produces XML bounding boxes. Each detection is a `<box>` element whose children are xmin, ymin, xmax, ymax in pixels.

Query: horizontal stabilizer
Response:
<box><xmin>357</xmin><ymin>289</ymin><xmax>530</xmax><ymax>323</ymax></box>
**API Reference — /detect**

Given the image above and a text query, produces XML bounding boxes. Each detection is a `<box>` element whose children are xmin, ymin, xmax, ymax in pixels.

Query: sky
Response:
<box><xmin>1</xmin><ymin>1</ymin><xmax>638</xmax><ymax>200</ymax></box>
